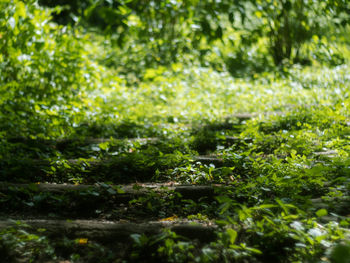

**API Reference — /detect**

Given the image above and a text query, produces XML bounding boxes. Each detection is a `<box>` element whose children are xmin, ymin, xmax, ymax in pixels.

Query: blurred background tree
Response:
<box><xmin>38</xmin><ymin>0</ymin><xmax>350</xmax><ymax>75</ymax></box>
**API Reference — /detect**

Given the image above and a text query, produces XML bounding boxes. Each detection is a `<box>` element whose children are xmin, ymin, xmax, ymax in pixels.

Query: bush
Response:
<box><xmin>0</xmin><ymin>0</ymin><xmax>96</xmax><ymax>137</ymax></box>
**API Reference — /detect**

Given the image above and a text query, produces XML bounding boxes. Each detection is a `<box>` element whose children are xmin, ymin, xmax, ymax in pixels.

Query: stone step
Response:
<box><xmin>0</xmin><ymin>182</ymin><xmax>217</xmax><ymax>200</ymax></box>
<box><xmin>5</xmin><ymin>135</ymin><xmax>251</xmax><ymax>159</ymax></box>
<box><xmin>0</xmin><ymin>182</ymin><xmax>220</xmax><ymax>219</ymax></box>
<box><xmin>0</xmin><ymin>219</ymin><xmax>217</xmax><ymax>243</ymax></box>
<box><xmin>0</xmin><ymin>153</ymin><xmax>186</xmax><ymax>184</ymax></box>
<box><xmin>7</xmin><ymin>135</ymin><xmax>249</xmax><ymax>149</ymax></box>
<box><xmin>6</xmin><ymin>137</ymin><xmax>159</xmax><ymax>154</ymax></box>
<box><xmin>7</xmin><ymin>136</ymin><xmax>158</xmax><ymax>145</ymax></box>
<box><xmin>0</xmin><ymin>156</ymin><xmax>228</xmax><ymax>184</ymax></box>
<box><xmin>1</xmin><ymin>146</ymin><xmax>338</xmax><ymax>184</ymax></box>
<box><xmin>194</xmin><ymin>149</ymin><xmax>339</xmax><ymax>165</ymax></box>
<box><xmin>5</xmin><ymin>111</ymin><xmax>263</xmax><ymax>148</ymax></box>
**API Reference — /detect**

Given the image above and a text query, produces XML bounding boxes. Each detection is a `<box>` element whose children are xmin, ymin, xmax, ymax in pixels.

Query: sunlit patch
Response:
<box><xmin>77</xmin><ymin>238</ymin><xmax>88</xmax><ymax>244</ymax></box>
<box><xmin>159</xmin><ymin>215</ymin><xmax>178</xmax><ymax>221</ymax></box>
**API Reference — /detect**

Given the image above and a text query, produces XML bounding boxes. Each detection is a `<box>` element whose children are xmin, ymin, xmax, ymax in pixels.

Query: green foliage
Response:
<box><xmin>0</xmin><ymin>223</ymin><xmax>55</xmax><ymax>262</ymax></box>
<box><xmin>330</xmin><ymin>242</ymin><xmax>350</xmax><ymax>263</ymax></box>
<box><xmin>38</xmin><ymin>0</ymin><xmax>350</xmax><ymax>76</ymax></box>
<box><xmin>0</xmin><ymin>1</ymin><xmax>350</xmax><ymax>262</ymax></box>
<box><xmin>243</xmin><ymin>0</ymin><xmax>324</xmax><ymax>65</ymax></box>
<box><xmin>0</xmin><ymin>0</ymin><xmax>97</xmax><ymax>137</ymax></box>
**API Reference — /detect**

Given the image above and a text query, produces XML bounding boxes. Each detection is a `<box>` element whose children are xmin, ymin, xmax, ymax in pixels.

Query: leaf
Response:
<box><xmin>215</xmin><ymin>220</ymin><xmax>229</xmax><ymax>226</ymax></box>
<box><xmin>114</xmin><ymin>186</ymin><xmax>125</xmax><ymax>194</ymax></box>
<box><xmin>118</xmin><ymin>5</ymin><xmax>131</xmax><ymax>15</ymax></box>
<box><xmin>245</xmin><ymin>247</ymin><xmax>262</xmax><ymax>254</ymax></box>
<box><xmin>16</xmin><ymin>2</ymin><xmax>27</xmax><ymax>18</ymax></box>
<box><xmin>226</xmin><ymin>228</ymin><xmax>237</xmax><ymax>244</ymax></box>
<box><xmin>99</xmin><ymin>141</ymin><xmax>109</xmax><ymax>151</ymax></box>
<box><xmin>130</xmin><ymin>233</ymin><xmax>141</xmax><ymax>245</ymax></box>
<box><xmin>255</xmin><ymin>11</ymin><xmax>263</xmax><ymax>18</ymax></box>
<box><xmin>257</xmin><ymin>204</ymin><xmax>277</xmax><ymax>209</ymax></box>
<box><xmin>216</xmin><ymin>195</ymin><xmax>232</xmax><ymax>203</ymax></box>
<box><xmin>107</xmin><ymin>187</ymin><xmax>116</xmax><ymax>195</ymax></box>
<box><xmin>63</xmin><ymin>162</ymin><xmax>71</xmax><ymax>169</ymax></box>
<box><xmin>25</xmin><ymin>201</ymin><xmax>34</xmax><ymax>207</ymax></box>
<box><xmin>316</xmin><ymin>209</ymin><xmax>328</xmax><ymax>217</ymax></box>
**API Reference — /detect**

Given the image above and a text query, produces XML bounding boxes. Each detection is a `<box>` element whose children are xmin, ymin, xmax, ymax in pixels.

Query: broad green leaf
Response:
<box><xmin>316</xmin><ymin>209</ymin><xmax>328</xmax><ymax>217</ymax></box>
<box><xmin>226</xmin><ymin>228</ymin><xmax>237</xmax><ymax>244</ymax></box>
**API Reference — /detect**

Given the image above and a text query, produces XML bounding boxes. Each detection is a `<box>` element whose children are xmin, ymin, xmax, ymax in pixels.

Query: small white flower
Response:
<box><xmin>290</xmin><ymin>221</ymin><xmax>304</xmax><ymax>231</ymax></box>
<box><xmin>308</xmin><ymin>228</ymin><xmax>324</xmax><ymax>237</ymax></box>
<box><xmin>17</xmin><ymin>54</ymin><xmax>31</xmax><ymax>61</ymax></box>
